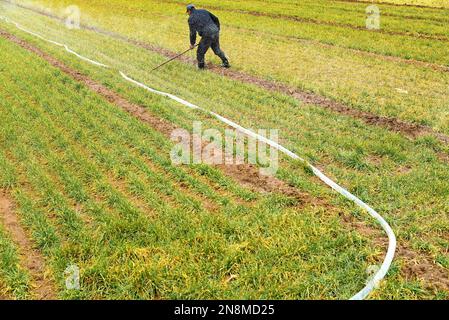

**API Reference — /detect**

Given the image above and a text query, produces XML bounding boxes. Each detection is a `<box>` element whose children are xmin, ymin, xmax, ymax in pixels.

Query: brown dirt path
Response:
<box><xmin>0</xmin><ymin>189</ymin><xmax>56</xmax><ymax>300</ymax></box>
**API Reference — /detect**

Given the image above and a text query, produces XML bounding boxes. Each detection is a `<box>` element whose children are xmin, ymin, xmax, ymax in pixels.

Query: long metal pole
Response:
<box><xmin>151</xmin><ymin>44</ymin><xmax>198</xmax><ymax>71</ymax></box>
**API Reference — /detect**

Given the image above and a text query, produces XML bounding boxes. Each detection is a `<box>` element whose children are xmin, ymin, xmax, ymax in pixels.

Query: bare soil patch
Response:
<box><xmin>342</xmin><ymin>212</ymin><xmax>449</xmax><ymax>292</ymax></box>
<box><xmin>0</xmin><ymin>189</ymin><xmax>56</xmax><ymax>300</ymax></box>
<box><xmin>399</xmin><ymin>246</ymin><xmax>449</xmax><ymax>292</ymax></box>
<box><xmin>216</xmin><ymin>163</ymin><xmax>311</xmax><ymax>202</ymax></box>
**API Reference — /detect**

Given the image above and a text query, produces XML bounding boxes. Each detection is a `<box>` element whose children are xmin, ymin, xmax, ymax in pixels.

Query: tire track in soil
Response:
<box><xmin>0</xmin><ymin>189</ymin><xmax>56</xmax><ymax>300</ymax></box>
<box><xmin>0</xmin><ymin>30</ymin><xmax>312</xmax><ymax>204</ymax></box>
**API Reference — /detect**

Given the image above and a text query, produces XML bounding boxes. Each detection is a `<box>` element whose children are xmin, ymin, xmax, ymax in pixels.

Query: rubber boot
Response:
<box><xmin>221</xmin><ymin>59</ymin><xmax>230</xmax><ymax>69</ymax></box>
<box><xmin>198</xmin><ymin>62</ymin><xmax>206</xmax><ymax>70</ymax></box>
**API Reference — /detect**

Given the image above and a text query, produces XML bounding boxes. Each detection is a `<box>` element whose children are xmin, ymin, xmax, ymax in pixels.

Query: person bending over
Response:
<box><xmin>187</xmin><ymin>4</ymin><xmax>230</xmax><ymax>69</ymax></box>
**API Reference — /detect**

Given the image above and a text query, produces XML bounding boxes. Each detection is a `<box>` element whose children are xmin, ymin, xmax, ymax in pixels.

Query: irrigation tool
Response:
<box><xmin>151</xmin><ymin>44</ymin><xmax>199</xmax><ymax>71</ymax></box>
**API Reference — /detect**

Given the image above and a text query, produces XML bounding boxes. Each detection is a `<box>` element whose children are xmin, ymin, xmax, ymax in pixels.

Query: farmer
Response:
<box><xmin>186</xmin><ymin>4</ymin><xmax>230</xmax><ymax>69</ymax></box>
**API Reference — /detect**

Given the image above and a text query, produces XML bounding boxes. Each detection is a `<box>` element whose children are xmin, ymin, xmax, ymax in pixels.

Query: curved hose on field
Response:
<box><xmin>0</xmin><ymin>15</ymin><xmax>396</xmax><ymax>300</ymax></box>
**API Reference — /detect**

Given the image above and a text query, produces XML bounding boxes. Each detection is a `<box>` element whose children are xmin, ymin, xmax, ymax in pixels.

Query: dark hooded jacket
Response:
<box><xmin>188</xmin><ymin>9</ymin><xmax>220</xmax><ymax>45</ymax></box>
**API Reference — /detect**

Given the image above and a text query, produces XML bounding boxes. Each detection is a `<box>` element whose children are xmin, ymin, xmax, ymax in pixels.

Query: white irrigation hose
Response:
<box><xmin>0</xmin><ymin>15</ymin><xmax>396</xmax><ymax>300</ymax></box>
<box><xmin>64</xmin><ymin>44</ymin><xmax>110</xmax><ymax>68</ymax></box>
<box><xmin>0</xmin><ymin>16</ymin><xmax>109</xmax><ymax>67</ymax></box>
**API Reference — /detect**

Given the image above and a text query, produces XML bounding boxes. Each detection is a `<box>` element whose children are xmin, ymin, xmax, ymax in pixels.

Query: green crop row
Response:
<box><xmin>0</xmin><ymin>33</ymin><xmax>379</xmax><ymax>299</ymax></box>
<box><xmin>2</xmin><ymin>4</ymin><xmax>448</xmax><ymax>298</ymax></box>
<box><xmin>170</xmin><ymin>0</ymin><xmax>449</xmax><ymax>36</ymax></box>
<box><xmin>21</xmin><ymin>0</ymin><xmax>449</xmax><ymax>65</ymax></box>
<box><xmin>351</xmin><ymin>0</ymin><xmax>449</xmax><ymax>9</ymax></box>
<box><xmin>5</xmin><ymin>0</ymin><xmax>448</xmax><ymax>137</ymax></box>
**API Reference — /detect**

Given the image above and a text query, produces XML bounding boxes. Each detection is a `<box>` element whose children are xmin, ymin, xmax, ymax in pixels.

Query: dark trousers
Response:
<box><xmin>197</xmin><ymin>33</ymin><xmax>228</xmax><ymax>67</ymax></box>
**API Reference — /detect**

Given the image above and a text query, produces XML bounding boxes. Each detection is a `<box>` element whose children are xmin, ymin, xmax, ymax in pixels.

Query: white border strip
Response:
<box><xmin>0</xmin><ymin>15</ymin><xmax>396</xmax><ymax>300</ymax></box>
